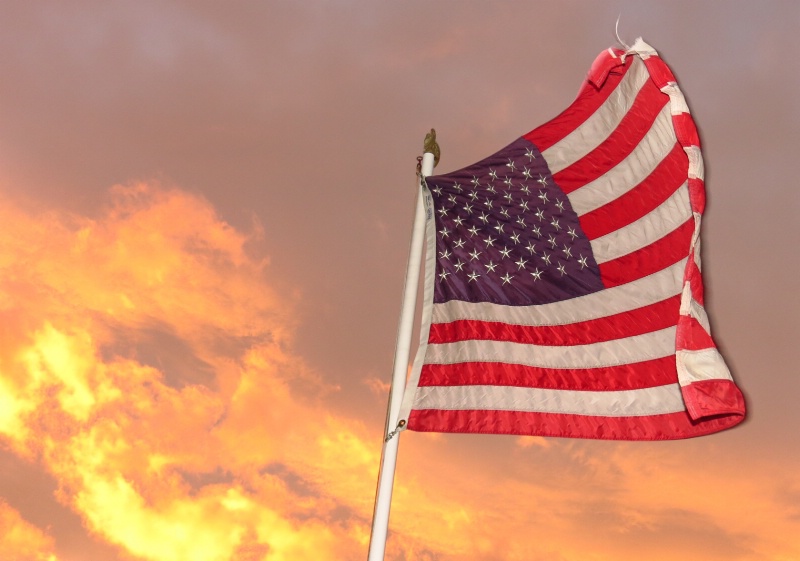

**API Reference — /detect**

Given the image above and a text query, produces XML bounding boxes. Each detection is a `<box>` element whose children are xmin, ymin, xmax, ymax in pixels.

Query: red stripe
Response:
<box><xmin>586</xmin><ymin>48</ymin><xmax>626</xmax><ymax>89</ymax></box>
<box><xmin>641</xmin><ymin>55</ymin><xmax>676</xmax><ymax>89</ymax></box>
<box><xmin>676</xmin><ymin>315</ymin><xmax>716</xmax><ymax>351</ymax></box>
<box><xmin>429</xmin><ymin>295</ymin><xmax>681</xmax><ymax>346</ymax></box>
<box><xmin>418</xmin><ymin>355</ymin><xmax>678</xmax><ymax>392</ymax></box>
<box><xmin>672</xmin><ymin>113</ymin><xmax>700</xmax><ymax>148</ymax></box>
<box><xmin>599</xmin><ymin>218</ymin><xmax>694</xmax><ymax>288</ymax></box>
<box><xmin>407</xmin><ymin>405</ymin><xmax>745</xmax><ymax>441</ymax></box>
<box><xmin>553</xmin><ymin>81</ymin><xmax>668</xmax><ymax>194</ymax></box>
<box><xmin>578</xmin><ymin>142</ymin><xmax>688</xmax><ymax>239</ymax></box>
<box><xmin>688</xmin><ymin>177</ymin><xmax>705</xmax><ymax>214</ymax></box>
<box><xmin>524</xmin><ymin>55</ymin><xmax>632</xmax><ymax>152</ymax></box>
<box><xmin>681</xmin><ymin>379</ymin><xmax>746</xmax><ymax>421</ymax></box>
<box><xmin>685</xmin><ymin>254</ymin><xmax>704</xmax><ymax>305</ymax></box>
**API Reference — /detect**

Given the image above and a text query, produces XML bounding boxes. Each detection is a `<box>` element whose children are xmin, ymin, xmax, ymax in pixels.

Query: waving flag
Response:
<box><xmin>398</xmin><ymin>39</ymin><xmax>745</xmax><ymax>440</ymax></box>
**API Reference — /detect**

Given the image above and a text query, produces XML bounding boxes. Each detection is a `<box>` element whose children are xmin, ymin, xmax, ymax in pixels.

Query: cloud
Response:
<box><xmin>0</xmin><ymin>500</ymin><xmax>60</xmax><ymax>561</ymax></box>
<box><xmin>0</xmin><ymin>183</ymin><xmax>373</xmax><ymax>560</ymax></box>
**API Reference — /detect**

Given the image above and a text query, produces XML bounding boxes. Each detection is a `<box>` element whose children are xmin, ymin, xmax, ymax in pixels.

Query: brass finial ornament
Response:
<box><xmin>423</xmin><ymin>128</ymin><xmax>440</xmax><ymax>168</ymax></box>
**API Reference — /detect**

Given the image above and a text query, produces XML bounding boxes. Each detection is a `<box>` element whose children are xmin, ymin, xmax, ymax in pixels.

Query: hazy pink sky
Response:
<box><xmin>0</xmin><ymin>2</ymin><xmax>798</xmax><ymax>560</ymax></box>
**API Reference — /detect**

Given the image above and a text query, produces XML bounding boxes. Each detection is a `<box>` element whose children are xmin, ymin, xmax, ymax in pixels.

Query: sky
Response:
<box><xmin>0</xmin><ymin>1</ymin><xmax>798</xmax><ymax>560</ymax></box>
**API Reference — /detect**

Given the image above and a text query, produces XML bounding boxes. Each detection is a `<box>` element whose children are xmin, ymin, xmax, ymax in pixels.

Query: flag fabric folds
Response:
<box><xmin>398</xmin><ymin>39</ymin><xmax>745</xmax><ymax>440</ymax></box>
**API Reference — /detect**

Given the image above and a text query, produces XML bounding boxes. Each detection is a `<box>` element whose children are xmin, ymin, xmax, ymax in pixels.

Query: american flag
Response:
<box><xmin>398</xmin><ymin>39</ymin><xmax>745</xmax><ymax>440</ymax></box>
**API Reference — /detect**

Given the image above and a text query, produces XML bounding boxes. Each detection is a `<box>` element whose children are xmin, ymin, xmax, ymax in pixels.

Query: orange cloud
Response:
<box><xmin>0</xmin><ymin>184</ymin><xmax>370</xmax><ymax>560</ymax></box>
<box><xmin>0</xmin><ymin>500</ymin><xmax>61</xmax><ymax>561</ymax></box>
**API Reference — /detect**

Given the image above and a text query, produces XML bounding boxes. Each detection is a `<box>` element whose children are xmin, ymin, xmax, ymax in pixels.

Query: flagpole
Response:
<box><xmin>367</xmin><ymin>147</ymin><xmax>436</xmax><ymax>561</ymax></box>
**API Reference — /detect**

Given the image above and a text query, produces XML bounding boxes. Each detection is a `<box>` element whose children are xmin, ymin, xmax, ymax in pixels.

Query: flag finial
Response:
<box><xmin>423</xmin><ymin>128</ymin><xmax>440</xmax><ymax>168</ymax></box>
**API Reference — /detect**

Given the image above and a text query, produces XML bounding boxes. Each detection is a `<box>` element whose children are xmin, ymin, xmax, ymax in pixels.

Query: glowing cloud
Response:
<box><xmin>0</xmin><ymin>184</ymin><xmax>373</xmax><ymax>560</ymax></box>
<box><xmin>0</xmin><ymin>500</ymin><xmax>60</xmax><ymax>561</ymax></box>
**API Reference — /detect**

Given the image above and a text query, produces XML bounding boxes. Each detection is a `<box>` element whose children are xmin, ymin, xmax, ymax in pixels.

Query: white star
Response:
<box><xmin>541</xmin><ymin>252</ymin><xmax>552</xmax><ymax>265</ymax></box>
<box><xmin>535</xmin><ymin>209</ymin><xmax>546</xmax><ymax>221</ymax></box>
<box><xmin>530</xmin><ymin>268</ymin><xmax>543</xmax><ymax>281</ymax></box>
<box><xmin>500</xmin><ymin>208</ymin><xmax>510</xmax><ymax>218</ymax></box>
<box><xmin>537</xmin><ymin>174</ymin><xmax>548</xmax><ymax>186</ymax></box>
<box><xmin>503</xmin><ymin>191</ymin><xmax>514</xmax><ymax>202</ymax></box>
<box><xmin>516</xmin><ymin>216</ymin><xmax>527</xmax><ymax>228</ymax></box>
<box><xmin>486</xmin><ymin>185</ymin><xmax>496</xmax><ymax>194</ymax></box>
<box><xmin>453</xmin><ymin>238</ymin><xmax>466</xmax><ymax>249</ymax></box>
<box><xmin>439</xmin><ymin>249</ymin><xmax>451</xmax><ymax>260</ymax></box>
<box><xmin>522</xmin><ymin>167</ymin><xmax>532</xmax><ymax>179</ymax></box>
<box><xmin>484</xmin><ymin>235</ymin><xmax>497</xmax><ymax>247</ymax></box>
<box><xmin>510</xmin><ymin>232</ymin><xmax>521</xmax><ymax>244</ymax></box>
<box><xmin>520</xmin><ymin>185</ymin><xmax>531</xmax><ymax>195</ymax></box>
<box><xmin>550</xmin><ymin>218</ymin><xmax>561</xmax><ymax>231</ymax></box>
<box><xmin>503</xmin><ymin>176</ymin><xmax>513</xmax><ymax>187</ymax></box>
<box><xmin>485</xmin><ymin>261</ymin><xmax>498</xmax><ymax>273</ymax></box>
<box><xmin>452</xmin><ymin>216</ymin><xmax>464</xmax><ymax>227</ymax></box>
<box><xmin>538</xmin><ymin>190</ymin><xmax>550</xmax><ymax>204</ymax></box>
<box><xmin>469</xmin><ymin>249</ymin><xmax>482</xmax><ymax>261</ymax></box>
<box><xmin>501</xmin><ymin>272</ymin><xmax>514</xmax><ymax>285</ymax></box>
<box><xmin>506</xmin><ymin>158</ymin><xmax>517</xmax><ymax>171</ymax></box>
<box><xmin>567</xmin><ymin>227</ymin><xmax>578</xmax><ymax>240</ymax></box>
<box><xmin>439</xmin><ymin>227</ymin><xmax>450</xmax><ymax>238</ymax></box>
<box><xmin>454</xmin><ymin>182</ymin><xmax>463</xmax><ymax>192</ymax></box>
<box><xmin>515</xmin><ymin>257</ymin><xmax>528</xmax><ymax>270</ymax></box>
<box><xmin>469</xmin><ymin>191</ymin><xmax>479</xmax><ymax>201</ymax></box>
<box><xmin>555</xmin><ymin>199</ymin><xmax>565</xmax><ymax>212</ymax></box>
<box><xmin>562</xmin><ymin>244</ymin><xmax>572</xmax><ymax>259</ymax></box>
<box><xmin>494</xmin><ymin>222</ymin><xmax>505</xmax><ymax>234</ymax></box>
<box><xmin>557</xmin><ymin>262</ymin><xmax>567</xmax><ymax>276</ymax></box>
<box><xmin>526</xmin><ymin>242</ymin><xmax>537</xmax><ymax>254</ymax></box>
<box><xmin>469</xmin><ymin>177</ymin><xmax>479</xmax><ymax>187</ymax></box>
<box><xmin>478</xmin><ymin>212</ymin><xmax>490</xmax><ymax>224</ymax></box>
<box><xmin>431</xmin><ymin>186</ymin><xmax>442</xmax><ymax>195</ymax></box>
<box><xmin>438</xmin><ymin>269</ymin><xmax>451</xmax><ymax>282</ymax></box>
<box><xmin>454</xmin><ymin>259</ymin><xmax>465</xmax><ymax>272</ymax></box>
<box><xmin>463</xmin><ymin>202</ymin><xmax>474</xmax><ymax>214</ymax></box>
<box><xmin>437</xmin><ymin>207</ymin><xmax>449</xmax><ymax>217</ymax></box>
<box><xmin>467</xmin><ymin>271</ymin><xmax>481</xmax><ymax>282</ymax></box>
<box><xmin>548</xmin><ymin>235</ymin><xmax>558</xmax><ymax>248</ymax></box>
<box><xmin>448</xmin><ymin>195</ymin><xmax>458</xmax><ymax>205</ymax></box>
<box><xmin>484</xmin><ymin>198</ymin><xmax>494</xmax><ymax>208</ymax></box>
<box><xmin>531</xmin><ymin>225</ymin><xmax>541</xmax><ymax>238</ymax></box>
<box><xmin>500</xmin><ymin>246</ymin><xmax>512</xmax><ymax>259</ymax></box>
<box><xmin>467</xmin><ymin>225</ymin><xmax>480</xmax><ymax>237</ymax></box>
<box><xmin>578</xmin><ymin>254</ymin><xmax>588</xmax><ymax>269</ymax></box>
<box><xmin>489</xmin><ymin>169</ymin><xmax>498</xmax><ymax>180</ymax></box>
<box><xmin>525</xmin><ymin>147</ymin><xmax>536</xmax><ymax>161</ymax></box>
<box><xmin>518</xmin><ymin>201</ymin><xmax>530</xmax><ymax>212</ymax></box>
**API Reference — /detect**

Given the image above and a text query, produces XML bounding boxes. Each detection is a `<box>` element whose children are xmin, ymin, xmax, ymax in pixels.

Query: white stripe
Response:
<box><xmin>685</xmin><ymin>145</ymin><xmax>704</xmax><ymax>180</ymax></box>
<box><xmin>629</xmin><ymin>37</ymin><xmax>658</xmax><ymax>60</ymax></box>
<box><xmin>412</xmin><ymin>383</ymin><xmax>686</xmax><ymax>417</ymax></box>
<box><xmin>431</xmin><ymin>258</ymin><xmax>686</xmax><ymax>327</ymax></box>
<box><xmin>567</xmin><ymin>103</ymin><xmax>676</xmax><ymax>216</ymax></box>
<box><xmin>690</xmin><ymin>212</ymin><xmax>701</xmax><ymax>252</ymax></box>
<box><xmin>424</xmin><ymin>326</ymin><xmax>676</xmax><ymax>370</ymax></box>
<box><xmin>690</xmin><ymin>300</ymin><xmax>712</xmax><ymax>335</ymax></box>
<box><xmin>679</xmin><ymin>282</ymin><xmax>712</xmax><ymax>335</ymax></box>
<box><xmin>693</xmin><ymin>236</ymin><xmax>702</xmax><ymax>271</ymax></box>
<box><xmin>542</xmin><ymin>57</ymin><xmax>650</xmax><ymax>174</ymax></box>
<box><xmin>591</xmin><ymin>183</ymin><xmax>691</xmax><ymax>263</ymax></box>
<box><xmin>677</xmin><ymin>349</ymin><xmax>733</xmax><ymax>385</ymax></box>
<box><xmin>662</xmin><ymin>83</ymin><xmax>690</xmax><ymax>115</ymax></box>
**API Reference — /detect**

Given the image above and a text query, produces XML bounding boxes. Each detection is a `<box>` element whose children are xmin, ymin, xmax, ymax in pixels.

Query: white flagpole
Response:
<box><xmin>367</xmin><ymin>150</ymin><xmax>436</xmax><ymax>561</ymax></box>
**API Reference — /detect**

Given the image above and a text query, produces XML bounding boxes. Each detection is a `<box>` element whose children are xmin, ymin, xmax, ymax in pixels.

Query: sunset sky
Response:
<box><xmin>0</xmin><ymin>2</ymin><xmax>798</xmax><ymax>560</ymax></box>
